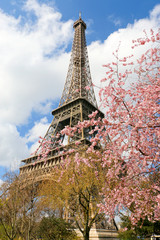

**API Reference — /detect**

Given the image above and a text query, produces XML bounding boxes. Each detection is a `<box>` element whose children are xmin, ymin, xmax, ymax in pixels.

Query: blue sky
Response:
<box><xmin>1</xmin><ymin>0</ymin><xmax>160</xmax><ymax>43</ymax></box>
<box><xmin>0</xmin><ymin>0</ymin><xmax>160</xmax><ymax>182</ymax></box>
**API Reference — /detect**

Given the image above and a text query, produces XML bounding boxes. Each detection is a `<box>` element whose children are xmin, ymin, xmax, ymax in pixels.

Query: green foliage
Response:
<box><xmin>119</xmin><ymin>229</ymin><xmax>138</xmax><ymax>240</ymax></box>
<box><xmin>39</xmin><ymin>155</ymin><xmax>106</xmax><ymax>240</ymax></box>
<box><xmin>119</xmin><ymin>215</ymin><xmax>160</xmax><ymax>240</ymax></box>
<box><xmin>0</xmin><ymin>172</ymin><xmax>41</xmax><ymax>240</ymax></box>
<box><xmin>0</xmin><ymin>224</ymin><xmax>8</xmax><ymax>240</ymax></box>
<box><xmin>38</xmin><ymin>215</ymin><xmax>78</xmax><ymax>240</ymax></box>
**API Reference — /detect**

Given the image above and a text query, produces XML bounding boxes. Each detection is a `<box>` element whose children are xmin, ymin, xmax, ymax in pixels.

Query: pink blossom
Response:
<box><xmin>140</xmin><ymin>40</ymin><xmax>145</xmax><ymax>45</ymax></box>
<box><xmin>85</xmin><ymin>86</ymin><xmax>91</xmax><ymax>90</ymax></box>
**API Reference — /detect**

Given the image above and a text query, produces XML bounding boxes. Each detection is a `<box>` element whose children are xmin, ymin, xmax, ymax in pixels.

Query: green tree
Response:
<box><xmin>39</xmin><ymin>151</ymin><xmax>117</xmax><ymax>240</ymax></box>
<box><xmin>38</xmin><ymin>215</ymin><xmax>78</xmax><ymax>240</ymax></box>
<box><xmin>0</xmin><ymin>172</ymin><xmax>40</xmax><ymax>240</ymax></box>
<box><xmin>0</xmin><ymin>223</ymin><xmax>8</xmax><ymax>240</ymax></box>
<box><xmin>0</xmin><ymin>173</ymin><xmax>21</xmax><ymax>240</ymax></box>
<box><xmin>119</xmin><ymin>214</ymin><xmax>160</xmax><ymax>240</ymax></box>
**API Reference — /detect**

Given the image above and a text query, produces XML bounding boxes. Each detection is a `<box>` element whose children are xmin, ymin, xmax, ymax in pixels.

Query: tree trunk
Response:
<box><xmin>83</xmin><ymin>228</ymin><xmax>90</xmax><ymax>240</ymax></box>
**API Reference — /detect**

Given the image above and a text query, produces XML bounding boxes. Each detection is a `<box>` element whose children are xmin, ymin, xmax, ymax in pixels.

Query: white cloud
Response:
<box><xmin>89</xmin><ymin>4</ymin><xmax>160</xmax><ymax>100</ymax></box>
<box><xmin>0</xmin><ymin>123</ymin><xmax>28</xmax><ymax>167</ymax></box>
<box><xmin>0</xmin><ymin>1</ymin><xmax>160</xmax><ymax>170</ymax></box>
<box><xmin>0</xmin><ymin>0</ymin><xmax>72</xmax><ymax>167</ymax></box>
<box><xmin>150</xmin><ymin>4</ymin><xmax>160</xmax><ymax>19</ymax></box>
<box><xmin>108</xmin><ymin>15</ymin><xmax>122</xmax><ymax>26</ymax></box>
<box><xmin>0</xmin><ymin>0</ymin><xmax>73</xmax><ymax>126</ymax></box>
<box><xmin>25</xmin><ymin>117</ymin><xmax>50</xmax><ymax>154</ymax></box>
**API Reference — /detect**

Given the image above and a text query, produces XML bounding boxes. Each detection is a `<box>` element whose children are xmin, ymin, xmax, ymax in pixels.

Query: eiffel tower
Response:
<box><xmin>19</xmin><ymin>15</ymin><xmax>105</xmax><ymax>178</ymax></box>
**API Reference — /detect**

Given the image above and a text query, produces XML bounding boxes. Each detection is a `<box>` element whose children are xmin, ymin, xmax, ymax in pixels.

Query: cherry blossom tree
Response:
<box><xmin>92</xmin><ymin>29</ymin><xmax>160</xmax><ymax>224</ymax></box>
<box><xmin>38</xmin><ymin>29</ymin><xmax>160</xmax><ymax>228</ymax></box>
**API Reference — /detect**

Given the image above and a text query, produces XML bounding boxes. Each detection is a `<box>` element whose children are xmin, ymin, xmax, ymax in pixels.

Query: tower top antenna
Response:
<box><xmin>79</xmin><ymin>11</ymin><xmax>81</xmax><ymax>19</ymax></box>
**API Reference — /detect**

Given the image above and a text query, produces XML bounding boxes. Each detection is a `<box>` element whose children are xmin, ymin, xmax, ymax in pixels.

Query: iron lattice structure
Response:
<box><xmin>59</xmin><ymin>17</ymin><xmax>97</xmax><ymax>107</ymax></box>
<box><xmin>19</xmin><ymin>16</ymin><xmax>104</xmax><ymax>179</ymax></box>
<box><xmin>43</xmin><ymin>16</ymin><xmax>100</xmax><ymax>145</ymax></box>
